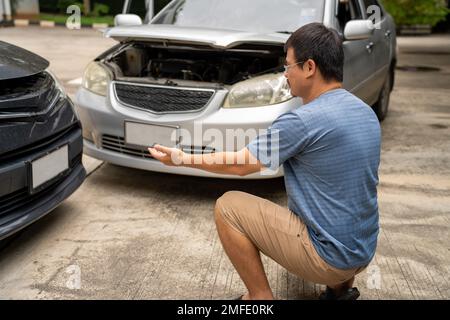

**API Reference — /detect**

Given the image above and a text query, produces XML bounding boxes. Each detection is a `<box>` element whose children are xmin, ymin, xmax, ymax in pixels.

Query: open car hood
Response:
<box><xmin>104</xmin><ymin>24</ymin><xmax>288</xmax><ymax>48</ymax></box>
<box><xmin>0</xmin><ymin>41</ymin><xmax>49</xmax><ymax>80</ymax></box>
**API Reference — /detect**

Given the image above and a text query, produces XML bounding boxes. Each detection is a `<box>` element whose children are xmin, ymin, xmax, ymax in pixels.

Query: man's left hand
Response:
<box><xmin>148</xmin><ymin>144</ymin><xmax>185</xmax><ymax>166</ymax></box>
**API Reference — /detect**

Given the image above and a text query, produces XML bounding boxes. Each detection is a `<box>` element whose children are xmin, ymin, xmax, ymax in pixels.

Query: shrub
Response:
<box><xmin>382</xmin><ymin>0</ymin><xmax>449</xmax><ymax>26</ymax></box>
<box><xmin>56</xmin><ymin>0</ymin><xmax>84</xmax><ymax>14</ymax></box>
<box><xmin>92</xmin><ymin>3</ymin><xmax>110</xmax><ymax>17</ymax></box>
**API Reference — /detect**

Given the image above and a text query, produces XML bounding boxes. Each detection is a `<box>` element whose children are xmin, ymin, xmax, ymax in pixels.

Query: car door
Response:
<box><xmin>360</xmin><ymin>0</ymin><xmax>392</xmax><ymax>105</ymax></box>
<box><xmin>336</xmin><ymin>0</ymin><xmax>375</xmax><ymax>103</ymax></box>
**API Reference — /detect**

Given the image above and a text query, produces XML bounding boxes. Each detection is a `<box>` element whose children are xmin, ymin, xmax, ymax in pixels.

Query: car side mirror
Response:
<box><xmin>344</xmin><ymin>20</ymin><xmax>374</xmax><ymax>41</ymax></box>
<box><xmin>114</xmin><ymin>14</ymin><xmax>143</xmax><ymax>27</ymax></box>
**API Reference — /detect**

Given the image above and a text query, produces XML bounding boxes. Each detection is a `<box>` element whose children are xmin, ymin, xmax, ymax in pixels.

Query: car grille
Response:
<box><xmin>101</xmin><ymin>134</ymin><xmax>215</xmax><ymax>159</ymax></box>
<box><xmin>0</xmin><ymin>188</ymin><xmax>30</xmax><ymax>217</ymax></box>
<box><xmin>0</xmin><ymin>124</ymin><xmax>79</xmax><ymax>164</ymax></box>
<box><xmin>114</xmin><ymin>82</ymin><xmax>215</xmax><ymax>113</ymax></box>
<box><xmin>0</xmin><ymin>154</ymin><xmax>81</xmax><ymax>217</ymax></box>
<box><xmin>0</xmin><ymin>72</ymin><xmax>59</xmax><ymax>115</ymax></box>
<box><xmin>102</xmin><ymin>134</ymin><xmax>153</xmax><ymax>159</ymax></box>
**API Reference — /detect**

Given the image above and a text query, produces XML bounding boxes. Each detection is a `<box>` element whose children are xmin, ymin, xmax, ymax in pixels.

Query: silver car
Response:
<box><xmin>75</xmin><ymin>0</ymin><xmax>396</xmax><ymax>179</ymax></box>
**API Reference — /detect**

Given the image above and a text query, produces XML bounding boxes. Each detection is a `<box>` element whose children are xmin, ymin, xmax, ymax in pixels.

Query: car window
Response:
<box><xmin>152</xmin><ymin>0</ymin><xmax>325</xmax><ymax>33</ymax></box>
<box><xmin>336</xmin><ymin>0</ymin><xmax>363</xmax><ymax>32</ymax></box>
<box><xmin>124</xmin><ymin>0</ymin><xmax>147</xmax><ymax>20</ymax></box>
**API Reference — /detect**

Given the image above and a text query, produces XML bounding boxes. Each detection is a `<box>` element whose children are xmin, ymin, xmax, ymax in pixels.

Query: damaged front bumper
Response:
<box><xmin>75</xmin><ymin>84</ymin><xmax>300</xmax><ymax>179</ymax></box>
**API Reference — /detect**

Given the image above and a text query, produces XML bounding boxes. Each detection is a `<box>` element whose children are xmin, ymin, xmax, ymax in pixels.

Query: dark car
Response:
<box><xmin>0</xmin><ymin>41</ymin><xmax>86</xmax><ymax>240</ymax></box>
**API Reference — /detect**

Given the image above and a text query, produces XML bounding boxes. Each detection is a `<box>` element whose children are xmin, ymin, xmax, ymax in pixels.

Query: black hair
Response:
<box><xmin>284</xmin><ymin>23</ymin><xmax>344</xmax><ymax>82</ymax></box>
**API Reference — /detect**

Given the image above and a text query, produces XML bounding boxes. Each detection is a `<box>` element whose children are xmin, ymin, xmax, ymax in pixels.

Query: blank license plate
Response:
<box><xmin>31</xmin><ymin>145</ymin><xmax>69</xmax><ymax>192</ymax></box>
<box><xmin>124</xmin><ymin>121</ymin><xmax>179</xmax><ymax>148</ymax></box>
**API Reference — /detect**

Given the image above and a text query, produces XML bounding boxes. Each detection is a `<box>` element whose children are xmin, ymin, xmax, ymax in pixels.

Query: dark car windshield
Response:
<box><xmin>151</xmin><ymin>0</ymin><xmax>324</xmax><ymax>33</ymax></box>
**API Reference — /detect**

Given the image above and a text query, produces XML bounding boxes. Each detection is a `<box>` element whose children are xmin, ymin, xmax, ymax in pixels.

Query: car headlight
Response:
<box><xmin>46</xmin><ymin>69</ymin><xmax>80</xmax><ymax>120</ymax></box>
<box><xmin>223</xmin><ymin>73</ymin><xmax>292</xmax><ymax>108</ymax></box>
<box><xmin>81</xmin><ymin>61</ymin><xmax>111</xmax><ymax>96</ymax></box>
<box><xmin>46</xmin><ymin>69</ymin><xmax>67</xmax><ymax>98</ymax></box>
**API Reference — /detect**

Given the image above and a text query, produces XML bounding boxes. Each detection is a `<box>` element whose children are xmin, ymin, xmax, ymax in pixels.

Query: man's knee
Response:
<box><xmin>215</xmin><ymin>191</ymin><xmax>246</xmax><ymax>218</ymax></box>
<box><xmin>215</xmin><ymin>191</ymin><xmax>250</xmax><ymax>235</ymax></box>
<box><xmin>214</xmin><ymin>191</ymin><xmax>238</xmax><ymax>215</ymax></box>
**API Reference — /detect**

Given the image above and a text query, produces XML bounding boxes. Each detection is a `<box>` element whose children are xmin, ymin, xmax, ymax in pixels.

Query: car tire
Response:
<box><xmin>373</xmin><ymin>70</ymin><xmax>393</xmax><ymax>122</ymax></box>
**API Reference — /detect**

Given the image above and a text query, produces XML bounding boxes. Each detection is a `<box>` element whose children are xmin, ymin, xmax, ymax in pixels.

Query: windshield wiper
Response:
<box><xmin>275</xmin><ymin>31</ymin><xmax>292</xmax><ymax>34</ymax></box>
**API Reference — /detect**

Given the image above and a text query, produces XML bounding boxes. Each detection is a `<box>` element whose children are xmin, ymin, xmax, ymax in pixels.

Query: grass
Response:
<box><xmin>39</xmin><ymin>14</ymin><xmax>114</xmax><ymax>26</ymax></box>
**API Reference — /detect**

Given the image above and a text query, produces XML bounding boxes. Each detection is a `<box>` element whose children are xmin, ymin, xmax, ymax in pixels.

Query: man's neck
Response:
<box><xmin>302</xmin><ymin>82</ymin><xmax>343</xmax><ymax>105</ymax></box>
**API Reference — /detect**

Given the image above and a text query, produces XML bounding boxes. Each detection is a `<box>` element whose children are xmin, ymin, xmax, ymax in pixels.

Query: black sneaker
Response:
<box><xmin>319</xmin><ymin>287</ymin><xmax>360</xmax><ymax>300</ymax></box>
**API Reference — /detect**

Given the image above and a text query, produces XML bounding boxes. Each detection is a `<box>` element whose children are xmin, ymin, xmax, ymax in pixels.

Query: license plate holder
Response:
<box><xmin>124</xmin><ymin>120</ymin><xmax>180</xmax><ymax>148</ymax></box>
<box><xmin>28</xmin><ymin>145</ymin><xmax>69</xmax><ymax>194</ymax></box>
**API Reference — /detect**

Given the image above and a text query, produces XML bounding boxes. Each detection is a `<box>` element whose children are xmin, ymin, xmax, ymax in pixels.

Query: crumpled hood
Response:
<box><xmin>0</xmin><ymin>41</ymin><xmax>49</xmax><ymax>80</ymax></box>
<box><xmin>104</xmin><ymin>24</ymin><xmax>288</xmax><ymax>48</ymax></box>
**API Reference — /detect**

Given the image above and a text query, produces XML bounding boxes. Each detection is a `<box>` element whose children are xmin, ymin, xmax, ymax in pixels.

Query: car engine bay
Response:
<box><xmin>103</xmin><ymin>42</ymin><xmax>285</xmax><ymax>86</ymax></box>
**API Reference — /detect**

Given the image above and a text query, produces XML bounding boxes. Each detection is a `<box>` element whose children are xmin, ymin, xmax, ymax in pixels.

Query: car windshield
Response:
<box><xmin>151</xmin><ymin>0</ymin><xmax>324</xmax><ymax>33</ymax></box>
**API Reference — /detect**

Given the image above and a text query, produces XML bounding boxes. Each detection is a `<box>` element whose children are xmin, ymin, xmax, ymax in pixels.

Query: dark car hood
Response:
<box><xmin>0</xmin><ymin>41</ymin><xmax>49</xmax><ymax>80</ymax></box>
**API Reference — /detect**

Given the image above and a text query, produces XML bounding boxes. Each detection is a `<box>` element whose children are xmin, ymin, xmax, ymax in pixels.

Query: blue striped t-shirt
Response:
<box><xmin>247</xmin><ymin>88</ymin><xmax>381</xmax><ymax>269</ymax></box>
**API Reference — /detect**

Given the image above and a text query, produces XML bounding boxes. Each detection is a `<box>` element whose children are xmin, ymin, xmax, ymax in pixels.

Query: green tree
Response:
<box><xmin>92</xmin><ymin>3</ymin><xmax>109</xmax><ymax>17</ymax></box>
<box><xmin>83</xmin><ymin>0</ymin><xmax>90</xmax><ymax>15</ymax></box>
<box><xmin>57</xmin><ymin>0</ymin><xmax>84</xmax><ymax>14</ymax></box>
<box><xmin>382</xmin><ymin>0</ymin><xmax>449</xmax><ymax>26</ymax></box>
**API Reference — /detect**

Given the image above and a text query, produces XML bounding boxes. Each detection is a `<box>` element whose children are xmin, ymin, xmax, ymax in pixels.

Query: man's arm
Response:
<box><xmin>148</xmin><ymin>145</ymin><xmax>265</xmax><ymax>176</ymax></box>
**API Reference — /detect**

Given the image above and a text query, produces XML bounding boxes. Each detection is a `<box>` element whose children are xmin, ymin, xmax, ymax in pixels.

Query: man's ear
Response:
<box><xmin>304</xmin><ymin>59</ymin><xmax>316</xmax><ymax>79</ymax></box>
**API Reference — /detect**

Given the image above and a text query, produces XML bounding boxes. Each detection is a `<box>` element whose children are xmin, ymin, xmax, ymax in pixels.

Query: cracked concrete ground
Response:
<box><xmin>0</xmin><ymin>27</ymin><xmax>449</xmax><ymax>300</ymax></box>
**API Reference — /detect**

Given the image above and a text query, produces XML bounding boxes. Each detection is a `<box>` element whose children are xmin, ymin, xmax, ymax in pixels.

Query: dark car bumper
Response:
<box><xmin>0</xmin><ymin>123</ymin><xmax>86</xmax><ymax>240</ymax></box>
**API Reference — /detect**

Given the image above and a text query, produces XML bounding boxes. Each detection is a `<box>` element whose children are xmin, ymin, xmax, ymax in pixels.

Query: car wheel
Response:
<box><xmin>374</xmin><ymin>71</ymin><xmax>392</xmax><ymax>122</ymax></box>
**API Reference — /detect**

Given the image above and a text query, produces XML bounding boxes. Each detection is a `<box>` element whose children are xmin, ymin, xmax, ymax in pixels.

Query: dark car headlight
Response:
<box><xmin>46</xmin><ymin>69</ymin><xmax>80</xmax><ymax>120</ymax></box>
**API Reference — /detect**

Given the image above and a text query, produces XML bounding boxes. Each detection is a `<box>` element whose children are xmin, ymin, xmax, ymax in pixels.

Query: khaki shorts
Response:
<box><xmin>215</xmin><ymin>191</ymin><xmax>367</xmax><ymax>286</ymax></box>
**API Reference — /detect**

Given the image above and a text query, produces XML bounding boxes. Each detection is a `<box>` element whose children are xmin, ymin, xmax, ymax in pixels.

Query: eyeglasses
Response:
<box><xmin>283</xmin><ymin>60</ymin><xmax>305</xmax><ymax>73</ymax></box>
